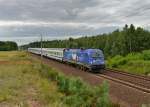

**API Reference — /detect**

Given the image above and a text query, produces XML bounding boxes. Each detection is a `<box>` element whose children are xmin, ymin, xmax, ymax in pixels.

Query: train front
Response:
<box><xmin>87</xmin><ymin>49</ymin><xmax>105</xmax><ymax>71</ymax></box>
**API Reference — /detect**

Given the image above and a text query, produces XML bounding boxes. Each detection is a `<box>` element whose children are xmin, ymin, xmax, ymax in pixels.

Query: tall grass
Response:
<box><xmin>0</xmin><ymin>52</ymin><xmax>66</xmax><ymax>107</ymax></box>
<box><xmin>107</xmin><ymin>50</ymin><xmax>150</xmax><ymax>75</ymax></box>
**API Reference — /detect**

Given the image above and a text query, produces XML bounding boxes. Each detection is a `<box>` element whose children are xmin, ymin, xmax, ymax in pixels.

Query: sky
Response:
<box><xmin>0</xmin><ymin>0</ymin><xmax>150</xmax><ymax>45</ymax></box>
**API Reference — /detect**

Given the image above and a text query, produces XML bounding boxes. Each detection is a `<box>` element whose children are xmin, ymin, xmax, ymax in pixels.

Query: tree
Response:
<box><xmin>22</xmin><ymin>24</ymin><xmax>150</xmax><ymax>58</ymax></box>
<box><xmin>0</xmin><ymin>41</ymin><xmax>18</xmax><ymax>51</ymax></box>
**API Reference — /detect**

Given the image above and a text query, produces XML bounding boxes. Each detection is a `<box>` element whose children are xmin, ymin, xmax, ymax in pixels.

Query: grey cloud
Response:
<box><xmin>0</xmin><ymin>25</ymin><xmax>117</xmax><ymax>37</ymax></box>
<box><xmin>0</xmin><ymin>25</ymin><xmax>117</xmax><ymax>45</ymax></box>
<box><xmin>0</xmin><ymin>0</ymin><xmax>99</xmax><ymax>21</ymax></box>
<box><xmin>113</xmin><ymin>0</ymin><xmax>150</xmax><ymax>24</ymax></box>
<box><xmin>0</xmin><ymin>0</ymin><xmax>150</xmax><ymax>45</ymax></box>
<box><xmin>0</xmin><ymin>0</ymin><xmax>150</xmax><ymax>23</ymax></box>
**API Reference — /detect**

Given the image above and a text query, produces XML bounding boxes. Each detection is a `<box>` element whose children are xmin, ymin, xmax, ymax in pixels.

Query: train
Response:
<box><xmin>28</xmin><ymin>48</ymin><xmax>105</xmax><ymax>72</ymax></box>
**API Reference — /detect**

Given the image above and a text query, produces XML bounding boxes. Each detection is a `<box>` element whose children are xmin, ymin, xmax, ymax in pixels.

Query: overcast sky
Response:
<box><xmin>0</xmin><ymin>0</ymin><xmax>150</xmax><ymax>45</ymax></box>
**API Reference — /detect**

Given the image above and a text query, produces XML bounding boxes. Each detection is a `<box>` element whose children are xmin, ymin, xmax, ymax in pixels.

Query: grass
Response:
<box><xmin>0</xmin><ymin>51</ymin><xmax>66</xmax><ymax>107</ymax></box>
<box><xmin>107</xmin><ymin>50</ymin><xmax>150</xmax><ymax>75</ymax></box>
<box><xmin>0</xmin><ymin>51</ymin><xmax>120</xmax><ymax>107</ymax></box>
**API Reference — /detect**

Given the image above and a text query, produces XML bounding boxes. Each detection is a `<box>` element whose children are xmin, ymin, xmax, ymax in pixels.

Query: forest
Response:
<box><xmin>0</xmin><ymin>41</ymin><xmax>18</xmax><ymax>51</ymax></box>
<box><xmin>22</xmin><ymin>24</ymin><xmax>150</xmax><ymax>57</ymax></box>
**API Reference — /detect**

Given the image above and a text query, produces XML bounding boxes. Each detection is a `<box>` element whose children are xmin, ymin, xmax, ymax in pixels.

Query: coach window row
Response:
<box><xmin>48</xmin><ymin>51</ymin><xmax>63</xmax><ymax>56</ymax></box>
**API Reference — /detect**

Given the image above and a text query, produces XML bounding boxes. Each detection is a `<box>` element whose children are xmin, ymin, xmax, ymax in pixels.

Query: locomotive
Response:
<box><xmin>28</xmin><ymin>48</ymin><xmax>105</xmax><ymax>72</ymax></box>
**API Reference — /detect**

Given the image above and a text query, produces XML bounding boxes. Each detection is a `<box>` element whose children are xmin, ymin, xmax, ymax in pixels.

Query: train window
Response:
<box><xmin>83</xmin><ymin>53</ymin><xmax>88</xmax><ymax>58</ymax></box>
<box><xmin>90</xmin><ymin>51</ymin><xmax>103</xmax><ymax>58</ymax></box>
<box><xmin>79</xmin><ymin>53</ymin><xmax>88</xmax><ymax>58</ymax></box>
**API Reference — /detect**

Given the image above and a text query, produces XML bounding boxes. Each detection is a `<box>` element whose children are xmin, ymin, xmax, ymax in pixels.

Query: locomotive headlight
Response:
<box><xmin>90</xmin><ymin>61</ymin><xmax>93</xmax><ymax>64</ymax></box>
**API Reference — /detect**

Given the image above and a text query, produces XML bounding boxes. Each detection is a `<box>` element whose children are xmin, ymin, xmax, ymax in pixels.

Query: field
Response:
<box><xmin>0</xmin><ymin>51</ymin><xmax>119</xmax><ymax>107</ymax></box>
<box><xmin>0</xmin><ymin>51</ymin><xmax>67</xmax><ymax>107</ymax></box>
<box><xmin>107</xmin><ymin>50</ymin><xmax>150</xmax><ymax>76</ymax></box>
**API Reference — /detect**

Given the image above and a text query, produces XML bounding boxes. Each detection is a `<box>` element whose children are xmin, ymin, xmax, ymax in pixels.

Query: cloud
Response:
<box><xmin>0</xmin><ymin>25</ymin><xmax>117</xmax><ymax>45</ymax></box>
<box><xmin>0</xmin><ymin>0</ymin><xmax>150</xmax><ymax>45</ymax></box>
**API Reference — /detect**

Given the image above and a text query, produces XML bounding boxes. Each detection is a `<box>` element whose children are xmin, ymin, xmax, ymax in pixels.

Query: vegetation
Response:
<box><xmin>0</xmin><ymin>51</ymin><xmax>120</xmax><ymax>107</ymax></box>
<box><xmin>0</xmin><ymin>41</ymin><xmax>18</xmax><ymax>51</ymax></box>
<box><xmin>107</xmin><ymin>50</ymin><xmax>150</xmax><ymax>75</ymax></box>
<box><xmin>22</xmin><ymin>24</ymin><xmax>150</xmax><ymax>58</ymax></box>
<box><xmin>39</xmin><ymin>65</ymin><xmax>120</xmax><ymax>107</ymax></box>
<box><xmin>142</xmin><ymin>104</ymin><xmax>150</xmax><ymax>107</ymax></box>
<box><xmin>0</xmin><ymin>51</ymin><xmax>66</xmax><ymax>107</ymax></box>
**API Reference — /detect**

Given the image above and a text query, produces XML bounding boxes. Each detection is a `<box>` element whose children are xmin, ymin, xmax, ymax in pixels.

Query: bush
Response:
<box><xmin>107</xmin><ymin>55</ymin><xmax>127</xmax><ymax>68</ymax></box>
<box><xmin>142</xmin><ymin>50</ymin><xmax>150</xmax><ymax>60</ymax></box>
<box><xmin>95</xmin><ymin>81</ymin><xmax>110</xmax><ymax>107</ymax></box>
<box><xmin>38</xmin><ymin>64</ymin><xmax>118</xmax><ymax>107</ymax></box>
<box><xmin>127</xmin><ymin>60</ymin><xmax>150</xmax><ymax>75</ymax></box>
<box><xmin>107</xmin><ymin>50</ymin><xmax>150</xmax><ymax>75</ymax></box>
<box><xmin>126</xmin><ymin>53</ymin><xmax>143</xmax><ymax>60</ymax></box>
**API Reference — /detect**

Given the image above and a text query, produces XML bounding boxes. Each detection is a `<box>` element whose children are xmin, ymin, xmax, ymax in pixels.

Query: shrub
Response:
<box><xmin>107</xmin><ymin>55</ymin><xmax>127</xmax><ymax>68</ymax></box>
<box><xmin>142</xmin><ymin>50</ymin><xmax>150</xmax><ymax>60</ymax></box>
<box><xmin>57</xmin><ymin>76</ymin><xmax>70</xmax><ymax>94</ymax></box>
<box><xmin>37</xmin><ymin>64</ymin><xmax>119</xmax><ymax>107</ymax></box>
<box><xmin>107</xmin><ymin>50</ymin><xmax>150</xmax><ymax>75</ymax></box>
<box><xmin>95</xmin><ymin>81</ymin><xmax>110</xmax><ymax>107</ymax></box>
<box><xmin>126</xmin><ymin>53</ymin><xmax>143</xmax><ymax>60</ymax></box>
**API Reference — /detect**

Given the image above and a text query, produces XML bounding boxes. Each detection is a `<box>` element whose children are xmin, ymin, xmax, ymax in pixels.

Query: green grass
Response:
<box><xmin>107</xmin><ymin>50</ymin><xmax>150</xmax><ymax>75</ymax></box>
<box><xmin>0</xmin><ymin>51</ymin><xmax>119</xmax><ymax>107</ymax></box>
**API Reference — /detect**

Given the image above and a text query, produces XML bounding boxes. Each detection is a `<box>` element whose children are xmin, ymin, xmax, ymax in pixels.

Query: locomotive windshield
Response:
<box><xmin>89</xmin><ymin>50</ymin><xmax>103</xmax><ymax>58</ymax></box>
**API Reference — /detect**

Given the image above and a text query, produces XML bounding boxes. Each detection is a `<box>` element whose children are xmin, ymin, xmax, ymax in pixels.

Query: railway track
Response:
<box><xmin>31</xmin><ymin>53</ymin><xmax>150</xmax><ymax>107</ymax></box>
<box><xmin>106</xmin><ymin>68</ymin><xmax>150</xmax><ymax>81</ymax></box>
<box><xmin>97</xmin><ymin>69</ymin><xmax>150</xmax><ymax>93</ymax></box>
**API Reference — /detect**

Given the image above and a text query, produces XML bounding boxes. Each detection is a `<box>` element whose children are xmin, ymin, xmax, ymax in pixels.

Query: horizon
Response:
<box><xmin>1</xmin><ymin>24</ymin><xmax>149</xmax><ymax>46</ymax></box>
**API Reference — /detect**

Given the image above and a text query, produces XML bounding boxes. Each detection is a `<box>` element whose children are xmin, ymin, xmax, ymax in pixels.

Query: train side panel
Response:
<box><xmin>63</xmin><ymin>49</ymin><xmax>105</xmax><ymax>71</ymax></box>
<box><xmin>44</xmin><ymin>49</ymin><xmax>64</xmax><ymax>61</ymax></box>
<box><xmin>28</xmin><ymin>48</ymin><xmax>41</xmax><ymax>55</ymax></box>
<box><xmin>28</xmin><ymin>48</ymin><xmax>64</xmax><ymax>61</ymax></box>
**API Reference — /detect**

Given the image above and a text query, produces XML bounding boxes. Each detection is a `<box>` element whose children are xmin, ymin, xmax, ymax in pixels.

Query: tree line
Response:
<box><xmin>22</xmin><ymin>24</ymin><xmax>150</xmax><ymax>57</ymax></box>
<box><xmin>0</xmin><ymin>41</ymin><xmax>18</xmax><ymax>51</ymax></box>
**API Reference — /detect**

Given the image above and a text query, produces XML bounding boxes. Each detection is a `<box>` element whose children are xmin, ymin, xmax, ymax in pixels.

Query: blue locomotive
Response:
<box><xmin>28</xmin><ymin>48</ymin><xmax>105</xmax><ymax>72</ymax></box>
<box><xmin>63</xmin><ymin>48</ymin><xmax>105</xmax><ymax>71</ymax></box>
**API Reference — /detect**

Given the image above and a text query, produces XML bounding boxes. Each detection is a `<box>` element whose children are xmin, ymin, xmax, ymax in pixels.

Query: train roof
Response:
<box><xmin>43</xmin><ymin>48</ymin><xmax>65</xmax><ymax>51</ymax></box>
<box><xmin>28</xmin><ymin>48</ymin><xmax>102</xmax><ymax>52</ymax></box>
<box><xmin>84</xmin><ymin>49</ymin><xmax>102</xmax><ymax>52</ymax></box>
<box><xmin>29</xmin><ymin>48</ymin><xmax>65</xmax><ymax>51</ymax></box>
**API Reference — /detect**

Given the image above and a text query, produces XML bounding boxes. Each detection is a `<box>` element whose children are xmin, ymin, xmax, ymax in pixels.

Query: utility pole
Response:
<box><xmin>40</xmin><ymin>34</ymin><xmax>43</xmax><ymax>67</ymax></box>
<box><xmin>129</xmin><ymin>38</ymin><xmax>132</xmax><ymax>53</ymax></box>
